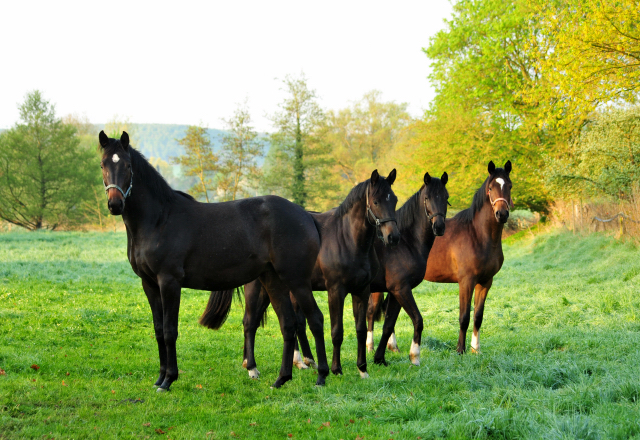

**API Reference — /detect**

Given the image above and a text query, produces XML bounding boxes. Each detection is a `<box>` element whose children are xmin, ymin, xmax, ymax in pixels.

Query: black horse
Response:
<box><xmin>366</xmin><ymin>172</ymin><xmax>449</xmax><ymax>366</ymax></box>
<box><xmin>99</xmin><ymin>131</ymin><xmax>329</xmax><ymax>390</ymax></box>
<box><xmin>242</xmin><ymin>170</ymin><xmax>401</xmax><ymax>379</ymax></box>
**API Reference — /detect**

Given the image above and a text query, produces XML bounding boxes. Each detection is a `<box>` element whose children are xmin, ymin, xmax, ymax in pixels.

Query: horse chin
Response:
<box><xmin>495</xmin><ymin>211</ymin><xmax>509</xmax><ymax>224</ymax></box>
<box><xmin>108</xmin><ymin>204</ymin><xmax>124</xmax><ymax>216</ymax></box>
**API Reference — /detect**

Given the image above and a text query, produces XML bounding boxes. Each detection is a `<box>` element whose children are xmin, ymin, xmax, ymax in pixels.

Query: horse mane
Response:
<box><xmin>395</xmin><ymin>186</ymin><xmax>423</xmax><ymax>230</ymax></box>
<box><xmin>454</xmin><ymin>175</ymin><xmax>490</xmax><ymax>224</ymax></box>
<box><xmin>334</xmin><ymin>180</ymin><xmax>370</xmax><ymax>218</ymax></box>
<box><xmin>128</xmin><ymin>147</ymin><xmax>180</xmax><ymax>203</ymax></box>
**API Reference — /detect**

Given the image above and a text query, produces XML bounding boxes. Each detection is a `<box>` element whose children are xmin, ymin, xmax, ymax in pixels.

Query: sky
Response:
<box><xmin>0</xmin><ymin>1</ymin><xmax>453</xmax><ymax>132</ymax></box>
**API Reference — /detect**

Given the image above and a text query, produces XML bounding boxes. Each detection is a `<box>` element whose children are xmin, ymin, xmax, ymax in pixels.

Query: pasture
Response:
<box><xmin>1</xmin><ymin>229</ymin><xmax>639</xmax><ymax>439</ymax></box>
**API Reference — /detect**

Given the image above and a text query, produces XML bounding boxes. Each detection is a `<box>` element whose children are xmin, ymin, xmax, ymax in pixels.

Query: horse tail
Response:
<box><xmin>199</xmin><ymin>288</ymin><xmax>242</xmax><ymax>329</ymax></box>
<box><xmin>260</xmin><ymin>285</ymin><xmax>269</xmax><ymax>328</ymax></box>
<box><xmin>372</xmin><ymin>293</ymin><xmax>389</xmax><ymax>323</ymax></box>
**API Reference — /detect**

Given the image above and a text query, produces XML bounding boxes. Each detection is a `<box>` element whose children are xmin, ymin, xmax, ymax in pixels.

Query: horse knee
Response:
<box><xmin>163</xmin><ymin>327</ymin><xmax>178</xmax><ymax>344</ymax></box>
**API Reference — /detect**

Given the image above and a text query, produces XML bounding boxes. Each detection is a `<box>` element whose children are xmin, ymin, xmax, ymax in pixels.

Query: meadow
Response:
<box><xmin>1</xmin><ymin>228</ymin><xmax>639</xmax><ymax>439</ymax></box>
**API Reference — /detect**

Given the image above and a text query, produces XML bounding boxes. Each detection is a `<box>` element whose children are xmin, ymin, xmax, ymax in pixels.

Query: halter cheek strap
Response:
<box><xmin>365</xmin><ymin>185</ymin><xmax>397</xmax><ymax>240</ymax></box>
<box><xmin>104</xmin><ymin>170</ymin><xmax>133</xmax><ymax>200</ymax></box>
<box><xmin>424</xmin><ymin>197</ymin><xmax>446</xmax><ymax>221</ymax></box>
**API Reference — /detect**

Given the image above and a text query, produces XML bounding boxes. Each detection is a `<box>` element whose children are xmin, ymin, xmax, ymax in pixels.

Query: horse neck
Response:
<box><xmin>400</xmin><ymin>194</ymin><xmax>432</xmax><ymax>253</ymax></box>
<box><xmin>473</xmin><ymin>201</ymin><xmax>504</xmax><ymax>247</ymax></box>
<box><xmin>121</xmin><ymin>169</ymin><xmax>171</xmax><ymax>236</ymax></box>
<box><xmin>344</xmin><ymin>199</ymin><xmax>377</xmax><ymax>251</ymax></box>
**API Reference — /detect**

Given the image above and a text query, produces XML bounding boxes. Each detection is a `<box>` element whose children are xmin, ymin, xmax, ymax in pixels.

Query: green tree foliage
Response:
<box><xmin>546</xmin><ymin>106</ymin><xmax>640</xmax><ymax>200</ymax></box>
<box><xmin>171</xmin><ymin>126</ymin><xmax>217</xmax><ymax>202</ymax></box>
<box><xmin>0</xmin><ymin>91</ymin><xmax>95</xmax><ymax>230</ymax></box>
<box><xmin>262</xmin><ymin>74</ymin><xmax>325</xmax><ymax>208</ymax></box>
<box><xmin>405</xmin><ymin>0</ymin><xmax>556</xmax><ymax>212</ymax></box>
<box><xmin>216</xmin><ymin>102</ymin><xmax>264</xmax><ymax>201</ymax></box>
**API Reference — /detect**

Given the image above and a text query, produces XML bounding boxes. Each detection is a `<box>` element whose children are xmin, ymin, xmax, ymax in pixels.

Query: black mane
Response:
<box><xmin>453</xmin><ymin>176</ymin><xmax>489</xmax><ymax>224</ymax></box>
<box><xmin>395</xmin><ymin>187</ymin><xmax>423</xmax><ymax>230</ymax></box>
<box><xmin>334</xmin><ymin>177</ymin><xmax>393</xmax><ymax>218</ymax></box>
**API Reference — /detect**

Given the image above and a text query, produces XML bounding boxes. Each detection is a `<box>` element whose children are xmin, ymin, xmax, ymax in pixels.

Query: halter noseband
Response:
<box><xmin>487</xmin><ymin>186</ymin><xmax>510</xmax><ymax>211</ymax></box>
<box><xmin>424</xmin><ymin>197</ymin><xmax>446</xmax><ymax>222</ymax></box>
<box><xmin>104</xmin><ymin>169</ymin><xmax>133</xmax><ymax>200</ymax></box>
<box><xmin>365</xmin><ymin>185</ymin><xmax>397</xmax><ymax>240</ymax></box>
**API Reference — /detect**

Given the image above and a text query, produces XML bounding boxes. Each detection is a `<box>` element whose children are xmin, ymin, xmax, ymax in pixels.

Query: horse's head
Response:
<box><xmin>487</xmin><ymin>160</ymin><xmax>512</xmax><ymax>224</ymax></box>
<box><xmin>422</xmin><ymin>171</ymin><xmax>449</xmax><ymax>236</ymax></box>
<box><xmin>99</xmin><ymin>130</ymin><xmax>133</xmax><ymax>216</ymax></box>
<box><xmin>366</xmin><ymin>169</ymin><xmax>400</xmax><ymax>246</ymax></box>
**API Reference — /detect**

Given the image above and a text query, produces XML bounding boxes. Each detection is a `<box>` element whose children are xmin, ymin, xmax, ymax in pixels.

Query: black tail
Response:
<box><xmin>199</xmin><ymin>288</ymin><xmax>242</xmax><ymax>329</ymax></box>
<box><xmin>372</xmin><ymin>293</ymin><xmax>389</xmax><ymax>322</ymax></box>
<box><xmin>259</xmin><ymin>285</ymin><xmax>269</xmax><ymax>328</ymax></box>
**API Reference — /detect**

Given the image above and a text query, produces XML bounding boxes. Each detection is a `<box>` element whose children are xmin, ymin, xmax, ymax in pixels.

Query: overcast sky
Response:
<box><xmin>1</xmin><ymin>0</ymin><xmax>453</xmax><ymax>132</ymax></box>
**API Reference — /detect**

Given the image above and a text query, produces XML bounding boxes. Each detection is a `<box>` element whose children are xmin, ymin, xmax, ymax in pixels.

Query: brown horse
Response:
<box><xmin>369</xmin><ymin>160</ymin><xmax>512</xmax><ymax>355</ymax></box>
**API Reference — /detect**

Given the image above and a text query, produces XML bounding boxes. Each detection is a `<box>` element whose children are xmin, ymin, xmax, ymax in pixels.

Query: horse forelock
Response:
<box><xmin>334</xmin><ymin>175</ymin><xmax>394</xmax><ymax>218</ymax></box>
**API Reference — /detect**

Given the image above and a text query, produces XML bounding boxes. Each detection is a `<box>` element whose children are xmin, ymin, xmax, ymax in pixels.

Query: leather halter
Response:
<box><xmin>104</xmin><ymin>169</ymin><xmax>133</xmax><ymax>201</ymax></box>
<box><xmin>487</xmin><ymin>186</ymin><xmax>510</xmax><ymax>211</ymax></box>
<box><xmin>365</xmin><ymin>185</ymin><xmax>397</xmax><ymax>240</ymax></box>
<box><xmin>424</xmin><ymin>197</ymin><xmax>446</xmax><ymax>222</ymax></box>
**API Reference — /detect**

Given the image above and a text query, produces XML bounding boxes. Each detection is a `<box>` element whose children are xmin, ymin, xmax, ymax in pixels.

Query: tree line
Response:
<box><xmin>1</xmin><ymin>0</ymin><xmax>638</xmax><ymax>230</ymax></box>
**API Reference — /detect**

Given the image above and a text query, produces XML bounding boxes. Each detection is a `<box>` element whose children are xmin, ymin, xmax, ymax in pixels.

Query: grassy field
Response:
<box><xmin>1</xmin><ymin>228</ymin><xmax>639</xmax><ymax>439</ymax></box>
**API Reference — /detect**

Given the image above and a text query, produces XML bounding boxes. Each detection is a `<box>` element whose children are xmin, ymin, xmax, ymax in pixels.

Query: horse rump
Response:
<box><xmin>199</xmin><ymin>288</ymin><xmax>242</xmax><ymax>329</ymax></box>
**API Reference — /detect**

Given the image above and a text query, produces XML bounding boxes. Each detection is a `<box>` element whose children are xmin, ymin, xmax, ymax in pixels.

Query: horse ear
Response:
<box><xmin>371</xmin><ymin>169</ymin><xmax>379</xmax><ymax>185</ymax></box>
<box><xmin>488</xmin><ymin>161</ymin><xmax>496</xmax><ymax>174</ymax></box>
<box><xmin>424</xmin><ymin>172</ymin><xmax>431</xmax><ymax>185</ymax></box>
<box><xmin>99</xmin><ymin>130</ymin><xmax>109</xmax><ymax>148</ymax></box>
<box><xmin>504</xmin><ymin>160</ymin><xmax>512</xmax><ymax>174</ymax></box>
<box><xmin>120</xmin><ymin>131</ymin><xmax>130</xmax><ymax>151</ymax></box>
<box><xmin>441</xmin><ymin>172</ymin><xmax>448</xmax><ymax>186</ymax></box>
<box><xmin>387</xmin><ymin>169</ymin><xmax>397</xmax><ymax>185</ymax></box>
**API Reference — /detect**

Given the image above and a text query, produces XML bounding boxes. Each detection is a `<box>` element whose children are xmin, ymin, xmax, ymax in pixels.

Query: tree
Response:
<box><xmin>530</xmin><ymin>0</ymin><xmax>640</xmax><ymax>108</ymax></box>
<box><xmin>262</xmin><ymin>74</ymin><xmax>324</xmax><ymax>208</ymax></box>
<box><xmin>0</xmin><ymin>91</ymin><xmax>96</xmax><ymax>230</ymax></box>
<box><xmin>216</xmin><ymin>102</ymin><xmax>264</xmax><ymax>201</ymax></box>
<box><xmin>171</xmin><ymin>125</ymin><xmax>217</xmax><ymax>202</ymax></box>
<box><xmin>410</xmin><ymin>0</ymin><xmax>559</xmax><ymax>212</ymax></box>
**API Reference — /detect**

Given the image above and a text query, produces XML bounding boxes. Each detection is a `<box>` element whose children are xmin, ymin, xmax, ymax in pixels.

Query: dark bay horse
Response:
<box><xmin>369</xmin><ymin>160</ymin><xmax>512</xmax><ymax>355</ymax></box>
<box><xmin>99</xmin><ymin>131</ymin><xmax>329</xmax><ymax>390</ymax></box>
<box><xmin>242</xmin><ymin>170</ymin><xmax>401</xmax><ymax>379</ymax></box>
<box><xmin>365</xmin><ymin>172</ymin><xmax>449</xmax><ymax>367</ymax></box>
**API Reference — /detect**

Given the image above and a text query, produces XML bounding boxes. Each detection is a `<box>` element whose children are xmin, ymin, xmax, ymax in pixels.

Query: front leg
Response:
<box><xmin>352</xmin><ymin>287</ymin><xmax>371</xmax><ymax>378</ymax></box>
<box><xmin>141</xmin><ymin>278</ymin><xmax>166</xmax><ymax>387</ymax></box>
<box><xmin>374</xmin><ymin>292</ymin><xmax>402</xmax><ymax>366</ymax></box>
<box><xmin>328</xmin><ymin>286</ymin><xmax>347</xmax><ymax>376</ymax></box>
<box><xmin>471</xmin><ymin>279</ymin><xmax>492</xmax><ymax>354</ymax></box>
<box><xmin>457</xmin><ymin>279</ymin><xmax>474</xmax><ymax>354</ymax></box>
<box><xmin>157</xmin><ymin>275</ymin><xmax>182</xmax><ymax>392</ymax></box>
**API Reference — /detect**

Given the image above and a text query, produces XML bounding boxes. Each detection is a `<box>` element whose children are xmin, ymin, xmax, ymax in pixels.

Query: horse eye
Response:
<box><xmin>374</xmin><ymin>201</ymin><xmax>379</xmax><ymax>205</ymax></box>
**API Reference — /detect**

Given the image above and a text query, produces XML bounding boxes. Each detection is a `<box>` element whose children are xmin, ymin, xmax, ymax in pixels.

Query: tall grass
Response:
<box><xmin>0</xmin><ymin>229</ymin><xmax>639</xmax><ymax>439</ymax></box>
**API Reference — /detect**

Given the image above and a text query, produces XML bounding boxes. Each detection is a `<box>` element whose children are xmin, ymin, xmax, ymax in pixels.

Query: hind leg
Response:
<box><xmin>243</xmin><ymin>279</ymin><xmax>270</xmax><ymax>379</ymax></box>
<box><xmin>374</xmin><ymin>293</ymin><xmax>402</xmax><ymax>366</ymax></box>
<box><xmin>142</xmin><ymin>278</ymin><xmax>166</xmax><ymax>387</ymax></box>
<box><xmin>259</xmin><ymin>270</ymin><xmax>297</xmax><ymax>388</ymax></box>
<box><xmin>290</xmin><ymin>294</ymin><xmax>315</xmax><ymax>369</ymax></box>
<box><xmin>327</xmin><ymin>285</ymin><xmax>347</xmax><ymax>376</ymax></box>
<box><xmin>388</xmin><ymin>286</ymin><xmax>423</xmax><ymax>366</ymax></box>
<box><xmin>367</xmin><ymin>291</ymin><xmax>384</xmax><ymax>352</ymax></box>
<box><xmin>471</xmin><ymin>279</ymin><xmax>492</xmax><ymax>354</ymax></box>
<box><xmin>457</xmin><ymin>279</ymin><xmax>474</xmax><ymax>354</ymax></box>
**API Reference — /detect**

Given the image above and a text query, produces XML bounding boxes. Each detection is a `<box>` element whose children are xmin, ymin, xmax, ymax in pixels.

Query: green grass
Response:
<box><xmin>1</xmin><ymin>229</ymin><xmax>639</xmax><ymax>439</ymax></box>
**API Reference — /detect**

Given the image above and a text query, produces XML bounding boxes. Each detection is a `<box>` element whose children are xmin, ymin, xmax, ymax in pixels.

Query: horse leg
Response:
<box><xmin>142</xmin><ymin>278</ymin><xmax>166</xmax><ymax>387</ymax></box>
<box><xmin>243</xmin><ymin>279</ymin><xmax>270</xmax><ymax>379</ymax></box>
<box><xmin>373</xmin><ymin>293</ymin><xmax>402</xmax><ymax>366</ymax></box>
<box><xmin>288</xmin><ymin>285</ymin><xmax>329</xmax><ymax>386</ymax></box>
<box><xmin>328</xmin><ymin>286</ymin><xmax>347</xmax><ymax>376</ymax></box>
<box><xmin>386</xmin><ymin>286</ymin><xmax>423</xmax><ymax>365</ymax></box>
<box><xmin>366</xmin><ymin>291</ymin><xmax>384</xmax><ymax>352</ymax></box>
<box><xmin>290</xmin><ymin>293</ymin><xmax>315</xmax><ymax>369</ymax></box>
<box><xmin>471</xmin><ymin>279</ymin><xmax>493</xmax><ymax>354</ymax></box>
<box><xmin>457</xmin><ymin>279</ymin><xmax>474</xmax><ymax>354</ymax></box>
<box><xmin>156</xmin><ymin>275</ymin><xmax>182</xmax><ymax>392</ymax></box>
<box><xmin>352</xmin><ymin>288</ymin><xmax>370</xmax><ymax>378</ymax></box>
<box><xmin>259</xmin><ymin>271</ymin><xmax>296</xmax><ymax>388</ymax></box>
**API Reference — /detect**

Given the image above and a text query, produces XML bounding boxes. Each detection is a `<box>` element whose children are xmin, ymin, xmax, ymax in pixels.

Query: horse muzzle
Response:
<box><xmin>495</xmin><ymin>209</ymin><xmax>509</xmax><ymax>224</ymax></box>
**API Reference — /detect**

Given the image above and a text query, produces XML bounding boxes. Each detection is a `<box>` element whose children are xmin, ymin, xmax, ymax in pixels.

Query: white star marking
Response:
<box><xmin>112</xmin><ymin>154</ymin><xmax>120</xmax><ymax>163</ymax></box>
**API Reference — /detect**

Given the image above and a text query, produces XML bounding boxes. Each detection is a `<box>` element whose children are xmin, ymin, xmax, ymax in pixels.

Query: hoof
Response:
<box><xmin>248</xmin><ymin>368</ymin><xmax>260</xmax><ymax>379</ymax></box>
<box><xmin>358</xmin><ymin>369</ymin><xmax>369</xmax><ymax>379</ymax></box>
<box><xmin>374</xmin><ymin>357</ymin><xmax>388</xmax><ymax>366</ymax></box>
<box><xmin>156</xmin><ymin>387</ymin><xmax>168</xmax><ymax>393</ymax></box>
<box><xmin>153</xmin><ymin>374</ymin><xmax>165</xmax><ymax>387</ymax></box>
<box><xmin>387</xmin><ymin>345</ymin><xmax>399</xmax><ymax>353</ymax></box>
<box><xmin>304</xmin><ymin>357</ymin><xmax>318</xmax><ymax>369</ymax></box>
<box><xmin>272</xmin><ymin>375</ymin><xmax>292</xmax><ymax>388</ymax></box>
<box><xmin>367</xmin><ymin>345</ymin><xmax>374</xmax><ymax>353</ymax></box>
<box><xmin>411</xmin><ymin>358</ymin><xmax>420</xmax><ymax>366</ymax></box>
<box><xmin>331</xmin><ymin>367</ymin><xmax>343</xmax><ymax>376</ymax></box>
<box><xmin>410</xmin><ymin>341</ymin><xmax>420</xmax><ymax>366</ymax></box>
<box><xmin>471</xmin><ymin>347</ymin><xmax>480</xmax><ymax>354</ymax></box>
<box><xmin>315</xmin><ymin>376</ymin><xmax>326</xmax><ymax>386</ymax></box>
<box><xmin>293</xmin><ymin>350</ymin><xmax>308</xmax><ymax>370</ymax></box>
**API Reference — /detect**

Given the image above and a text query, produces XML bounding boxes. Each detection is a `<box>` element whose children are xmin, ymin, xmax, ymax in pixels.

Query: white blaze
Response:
<box><xmin>410</xmin><ymin>341</ymin><xmax>420</xmax><ymax>366</ymax></box>
<box><xmin>112</xmin><ymin>154</ymin><xmax>120</xmax><ymax>163</ymax></box>
<box><xmin>495</xmin><ymin>178</ymin><xmax>505</xmax><ymax>190</ymax></box>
